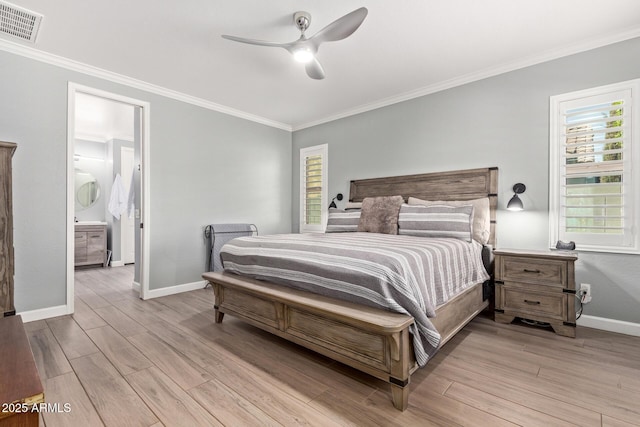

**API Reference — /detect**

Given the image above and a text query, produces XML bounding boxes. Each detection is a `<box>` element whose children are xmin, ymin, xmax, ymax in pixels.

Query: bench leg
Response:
<box><xmin>214</xmin><ymin>306</ymin><xmax>224</xmax><ymax>323</ymax></box>
<box><xmin>390</xmin><ymin>383</ymin><xmax>409</xmax><ymax>411</ymax></box>
<box><xmin>212</xmin><ymin>283</ymin><xmax>224</xmax><ymax>323</ymax></box>
<box><xmin>389</xmin><ymin>328</ymin><xmax>411</xmax><ymax>411</ymax></box>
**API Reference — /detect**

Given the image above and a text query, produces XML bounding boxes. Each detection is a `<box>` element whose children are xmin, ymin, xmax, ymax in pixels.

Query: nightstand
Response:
<box><xmin>494</xmin><ymin>249</ymin><xmax>578</xmax><ymax>338</ymax></box>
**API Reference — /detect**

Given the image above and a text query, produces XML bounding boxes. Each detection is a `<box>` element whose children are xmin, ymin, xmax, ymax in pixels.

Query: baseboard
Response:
<box><xmin>146</xmin><ymin>280</ymin><xmax>206</xmax><ymax>299</ymax></box>
<box><xmin>110</xmin><ymin>260</ymin><xmax>125</xmax><ymax>267</ymax></box>
<box><xmin>578</xmin><ymin>314</ymin><xmax>640</xmax><ymax>337</ymax></box>
<box><xmin>17</xmin><ymin>305</ymin><xmax>69</xmax><ymax>323</ymax></box>
<box><xmin>16</xmin><ymin>280</ymin><xmax>205</xmax><ymax>322</ymax></box>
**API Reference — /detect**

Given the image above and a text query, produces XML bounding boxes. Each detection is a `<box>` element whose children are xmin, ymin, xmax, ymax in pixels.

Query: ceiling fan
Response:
<box><xmin>222</xmin><ymin>7</ymin><xmax>368</xmax><ymax>80</ymax></box>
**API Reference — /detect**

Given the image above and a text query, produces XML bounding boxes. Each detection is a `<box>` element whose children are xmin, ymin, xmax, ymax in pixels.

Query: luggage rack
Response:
<box><xmin>204</xmin><ymin>223</ymin><xmax>258</xmax><ymax>280</ymax></box>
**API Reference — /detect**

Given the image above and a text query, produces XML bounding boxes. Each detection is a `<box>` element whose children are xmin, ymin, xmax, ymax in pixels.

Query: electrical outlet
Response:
<box><xmin>580</xmin><ymin>283</ymin><xmax>592</xmax><ymax>304</ymax></box>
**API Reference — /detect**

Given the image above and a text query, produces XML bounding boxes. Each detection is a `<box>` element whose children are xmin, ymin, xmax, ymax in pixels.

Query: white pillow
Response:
<box><xmin>408</xmin><ymin>197</ymin><xmax>490</xmax><ymax>244</ymax></box>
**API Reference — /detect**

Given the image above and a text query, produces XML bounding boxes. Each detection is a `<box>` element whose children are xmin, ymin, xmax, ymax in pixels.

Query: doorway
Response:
<box><xmin>66</xmin><ymin>83</ymin><xmax>151</xmax><ymax>314</ymax></box>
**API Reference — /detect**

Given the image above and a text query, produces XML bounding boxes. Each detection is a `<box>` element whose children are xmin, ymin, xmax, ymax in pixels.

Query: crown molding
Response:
<box><xmin>2</xmin><ymin>25</ymin><xmax>639</xmax><ymax>134</ymax></box>
<box><xmin>0</xmin><ymin>38</ymin><xmax>292</xmax><ymax>132</ymax></box>
<box><xmin>292</xmin><ymin>27</ymin><xmax>640</xmax><ymax>131</ymax></box>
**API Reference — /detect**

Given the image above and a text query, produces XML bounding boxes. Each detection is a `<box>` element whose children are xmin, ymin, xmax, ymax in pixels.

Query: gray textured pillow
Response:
<box><xmin>325</xmin><ymin>208</ymin><xmax>361</xmax><ymax>233</ymax></box>
<box><xmin>408</xmin><ymin>197</ymin><xmax>490</xmax><ymax>244</ymax></box>
<box><xmin>398</xmin><ymin>204</ymin><xmax>474</xmax><ymax>242</ymax></box>
<box><xmin>357</xmin><ymin>195</ymin><xmax>404</xmax><ymax>235</ymax></box>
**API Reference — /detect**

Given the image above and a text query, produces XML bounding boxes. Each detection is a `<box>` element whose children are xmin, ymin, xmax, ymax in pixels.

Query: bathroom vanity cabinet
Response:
<box><xmin>75</xmin><ymin>223</ymin><xmax>107</xmax><ymax>268</ymax></box>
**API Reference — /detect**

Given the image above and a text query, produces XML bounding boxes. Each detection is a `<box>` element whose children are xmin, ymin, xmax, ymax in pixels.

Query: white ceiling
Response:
<box><xmin>5</xmin><ymin>0</ymin><xmax>640</xmax><ymax>130</ymax></box>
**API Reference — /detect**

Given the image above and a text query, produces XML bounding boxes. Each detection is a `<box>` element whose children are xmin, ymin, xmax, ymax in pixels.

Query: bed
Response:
<box><xmin>202</xmin><ymin>166</ymin><xmax>498</xmax><ymax>410</ymax></box>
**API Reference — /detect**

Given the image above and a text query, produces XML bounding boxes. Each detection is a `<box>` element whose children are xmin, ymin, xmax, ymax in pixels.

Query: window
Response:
<box><xmin>300</xmin><ymin>144</ymin><xmax>328</xmax><ymax>232</ymax></box>
<box><xmin>550</xmin><ymin>80</ymin><xmax>640</xmax><ymax>253</ymax></box>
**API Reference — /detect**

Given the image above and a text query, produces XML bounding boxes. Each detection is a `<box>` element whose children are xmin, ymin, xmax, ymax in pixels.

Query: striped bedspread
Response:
<box><xmin>221</xmin><ymin>232</ymin><xmax>489</xmax><ymax>366</ymax></box>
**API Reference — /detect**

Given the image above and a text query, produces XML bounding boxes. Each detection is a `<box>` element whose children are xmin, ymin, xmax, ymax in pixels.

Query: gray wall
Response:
<box><xmin>292</xmin><ymin>37</ymin><xmax>640</xmax><ymax>324</ymax></box>
<box><xmin>0</xmin><ymin>49</ymin><xmax>291</xmax><ymax>312</ymax></box>
<box><xmin>147</xmin><ymin>97</ymin><xmax>292</xmax><ymax>289</ymax></box>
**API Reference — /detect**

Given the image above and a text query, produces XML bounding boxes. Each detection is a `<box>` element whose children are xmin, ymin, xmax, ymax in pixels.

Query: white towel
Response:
<box><xmin>108</xmin><ymin>173</ymin><xmax>128</xmax><ymax>220</ymax></box>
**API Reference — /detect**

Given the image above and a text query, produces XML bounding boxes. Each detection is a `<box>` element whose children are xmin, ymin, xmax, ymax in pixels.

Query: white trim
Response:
<box><xmin>1</xmin><ymin>25</ymin><xmax>639</xmax><ymax>133</ymax></box>
<box><xmin>67</xmin><ymin>83</ymin><xmax>152</xmax><ymax>310</ymax></box>
<box><xmin>66</xmin><ymin>89</ymin><xmax>76</xmax><ymax>314</ymax></box>
<box><xmin>18</xmin><ymin>305</ymin><xmax>68</xmax><ymax>323</ymax></box>
<box><xmin>0</xmin><ymin>38</ymin><xmax>291</xmax><ymax>132</ymax></box>
<box><xmin>549</xmin><ymin>91</ymin><xmax>561</xmax><ymax>251</ymax></box>
<box><xmin>145</xmin><ymin>281</ymin><xmax>207</xmax><ymax>299</ymax></box>
<box><xmin>578</xmin><ymin>314</ymin><xmax>640</xmax><ymax>337</ymax></box>
<box><xmin>110</xmin><ymin>260</ymin><xmax>125</xmax><ymax>267</ymax></box>
<box><xmin>549</xmin><ymin>78</ymin><xmax>640</xmax><ymax>254</ymax></box>
<box><xmin>293</xmin><ymin>27</ymin><xmax>640</xmax><ymax>131</ymax></box>
<box><xmin>18</xmin><ymin>280</ymin><xmax>207</xmax><ymax>321</ymax></box>
<box><xmin>140</xmin><ymin>101</ymin><xmax>151</xmax><ymax>300</ymax></box>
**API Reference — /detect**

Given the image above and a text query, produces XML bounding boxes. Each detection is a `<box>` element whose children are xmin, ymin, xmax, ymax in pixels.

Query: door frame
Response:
<box><xmin>66</xmin><ymin>82</ymin><xmax>152</xmax><ymax>312</ymax></box>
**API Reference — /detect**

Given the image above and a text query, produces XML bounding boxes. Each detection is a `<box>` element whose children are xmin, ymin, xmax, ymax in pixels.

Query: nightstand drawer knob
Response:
<box><xmin>523</xmin><ymin>268</ymin><xmax>541</xmax><ymax>274</ymax></box>
<box><xmin>524</xmin><ymin>299</ymin><xmax>541</xmax><ymax>305</ymax></box>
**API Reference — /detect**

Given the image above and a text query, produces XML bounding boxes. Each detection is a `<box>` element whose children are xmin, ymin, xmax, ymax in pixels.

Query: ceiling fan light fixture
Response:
<box><xmin>222</xmin><ymin>7</ymin><xmax>367</xmax><ymax>79</ymax></box>
<box><xmin>292</xmin><ymin>48</ymin><xmax>314</xmax><ymax>63</ymax></box>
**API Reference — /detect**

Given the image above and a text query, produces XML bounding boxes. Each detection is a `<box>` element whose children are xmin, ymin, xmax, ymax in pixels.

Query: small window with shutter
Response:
<box><xmin>300</xmin><ymin>144</ymin><xmax>328</xmax><ymax>232</ymax></box>
<box><xmin>550</xmin><ymin>80</ymin><xmax>640</xmax><ymax>253</ymax></box>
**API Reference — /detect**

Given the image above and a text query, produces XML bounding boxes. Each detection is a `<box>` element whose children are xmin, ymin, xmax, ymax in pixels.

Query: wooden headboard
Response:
<box><xmin>349</xmin><ymin>167</ymin><xmax>498</xmax><ymax>246</ymax></box>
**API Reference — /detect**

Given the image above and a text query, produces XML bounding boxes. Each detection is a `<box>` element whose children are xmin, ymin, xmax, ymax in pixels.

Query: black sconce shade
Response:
<box><xmin>507</xmin><ymin>183</ymin><xmax>526</xmax><ymax>211</ymax></box>
<box><xmin>329</xmin><ymin>193</ymin><xmax>343</xmax><ymax>209</ymax></box>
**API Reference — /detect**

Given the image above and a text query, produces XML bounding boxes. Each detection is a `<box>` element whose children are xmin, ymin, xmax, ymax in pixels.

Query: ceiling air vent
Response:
<box><xmin>0</xmin><ymin>1</ymin><xmax>42</xmax><ymax>43</ymax></box>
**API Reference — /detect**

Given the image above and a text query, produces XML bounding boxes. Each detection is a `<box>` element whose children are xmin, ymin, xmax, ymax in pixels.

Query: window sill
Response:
<box><xmin>548</xmin><ymin>245</ymin><xmax>640</xmax><ymax>256</ymax></box>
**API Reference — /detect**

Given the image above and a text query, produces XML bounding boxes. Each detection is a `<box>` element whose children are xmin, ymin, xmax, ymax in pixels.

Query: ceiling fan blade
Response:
<box><xmin>310</xmin><ymin>7</ymin><xmax>368</xmax><ymax>45</ymax></box>
<box><xmin>305</xmin><ymin>57</ymin><xmax>325</xmax><ymax>80</ymax></box>
<box><xmin>221</xmin><ymin>34</ymin><xmax>292</xmax><ymax>48</ymax></box>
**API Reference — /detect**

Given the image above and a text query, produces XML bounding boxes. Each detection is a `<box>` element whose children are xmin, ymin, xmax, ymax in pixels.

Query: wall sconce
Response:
<box><xmin>507</xmin><ymin>183</ymin><xmax>526</xmax><ymax>211</ymax></box>
<box><xmin>329</xmin><ymin>193</ymin><xmax>343</xmax><ymax>209</ymax></box>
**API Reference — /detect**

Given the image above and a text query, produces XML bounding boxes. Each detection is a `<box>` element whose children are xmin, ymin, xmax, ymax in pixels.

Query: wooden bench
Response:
<box><xmin>203</xmin><ymin>271</ymin><xmax>416</xmax><ymax>410</ymax></box>
<box><xmin>0</xmin><ymin>315</ymin><xmax>44</xmax><ymax>427</ymax></box>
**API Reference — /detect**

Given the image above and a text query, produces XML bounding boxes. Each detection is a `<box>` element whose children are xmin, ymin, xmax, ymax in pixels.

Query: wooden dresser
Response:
<box><xmin>0</xmin><ymin>142</ymin><xmax>17</xmax><ymax>317</ymax></box>
<box><xmin>75</xmin><ymin>223</ymin><xmax>107</xmax><ymax>268</ymax></box>
<box><xmin>0</xmin><ymin>315</ymin><xmax>44</xmax><ymax>427</ymax></box>
<box><xmin>494</xmin><ymin>249</ymin><xmax>578</xmax><ymax>337</ymax></box>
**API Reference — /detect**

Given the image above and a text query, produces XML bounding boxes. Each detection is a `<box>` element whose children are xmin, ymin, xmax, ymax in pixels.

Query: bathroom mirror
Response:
<box><xmin>75</xmin><ymin>168</ymin><xmax>100</xmax><ymax>211</ymax></box>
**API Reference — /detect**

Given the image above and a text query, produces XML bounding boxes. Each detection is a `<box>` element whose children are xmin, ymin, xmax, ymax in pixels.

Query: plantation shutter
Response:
<box><xmin>299</xmin><ymin>144</ymin><xmax>328</xmax><ymax>232</ymax></box>
<box><xmin>304</xmin><ymin>154</ymin><xmax>323</xmax><ymax>226</ymax></box>
<box><xmin>551</xmin><ymin>82</ymin><xmax>639</xmax><ymax>252</ymax></box>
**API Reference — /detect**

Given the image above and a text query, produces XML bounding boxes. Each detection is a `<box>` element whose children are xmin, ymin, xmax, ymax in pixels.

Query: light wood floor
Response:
<box><xmin>25</xmin><ymin>265</ymin><xmax>640</xmax><ymax>426</ymax></box>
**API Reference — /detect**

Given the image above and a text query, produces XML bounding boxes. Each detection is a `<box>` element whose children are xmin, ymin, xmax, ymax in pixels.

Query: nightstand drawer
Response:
<box><xmin>502</xmin><ymin>286</ymin><xmax>566</xmax><ymax>321</ymax></box>
<box><xmin>499</xmin><ymin>256</ymin><xmax>567</xmax><ymax>287</ymax></box>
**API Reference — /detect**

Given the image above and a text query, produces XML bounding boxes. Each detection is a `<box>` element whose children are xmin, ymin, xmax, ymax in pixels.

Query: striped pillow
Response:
<box><xmin>398</xmin><ymin>204</ymin><xmax>473</xmax><ymax>242</ymax></box>
<box><xmin>325</xmin><ymin>208</ymin><xmax>361</xmax><ymax>233</ymax></box>
<box><xmin>408</xmin><ymin>197</ymin><xmax>490</xmax><ymax>244</ymax></box>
